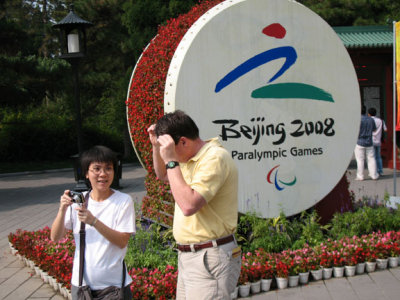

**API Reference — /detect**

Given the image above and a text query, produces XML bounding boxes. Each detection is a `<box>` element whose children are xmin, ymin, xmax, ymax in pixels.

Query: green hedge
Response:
<box><xmin>0</xmin><ymin>114</ymin><xmax>124</xmax><ymax>163</ymax></box>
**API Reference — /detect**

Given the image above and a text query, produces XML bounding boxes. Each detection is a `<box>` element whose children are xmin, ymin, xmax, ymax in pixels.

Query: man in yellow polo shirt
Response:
<box><xmin>147</xmin><ymin>110</ymin><xmax>241</xmax><ymax>299</ymax></box>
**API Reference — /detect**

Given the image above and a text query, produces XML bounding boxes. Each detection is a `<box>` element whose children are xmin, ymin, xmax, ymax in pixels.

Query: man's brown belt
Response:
<box><xmin>177</xmin><ymin>235</ymin><xmax>234</xmax><ymax>252</ymax></box>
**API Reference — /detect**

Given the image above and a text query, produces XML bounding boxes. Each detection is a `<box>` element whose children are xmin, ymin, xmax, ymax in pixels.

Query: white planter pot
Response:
<box><xmin>61</xmin><ymin>287</ymin><xmax>69</xmax><ymax>298</ymax></box>
<box><xmin>311</xmin><ymin>269</ymin><xmax>323</xmax><ymax>281</ymax></box>
<box><xmin>34</xmin><ymin>266</ymin><xmax>41</xmax><ymax>276</ymax></box>
<box><xmin>52</xmin><ymin>278</ymin><xmax>59</xmax><ymax>291</ymax></box>
<box><xmin>28</xmin><ymin>260</ymin><xmax>35</xmax><ymax>269</ymax></box>
<box><xmin>345</xmin><ymin>265</ymin><xmax>356</xmax><ymax>277</ymax></box>
<box><xmin>322</xmin><ymin>267</ymin><xmax>332</xmax><ymax>279</ymax></box>
<box><xmin>366</xmin><ymin>261</ymin><xmax>376</xmax><ymax>273</ymax></box>
<box><xmin>58</xmin><ymin>283</ymin><xmax>63</xmax><ymax>295</ymax></box>
<box><xmin>261</xmin><ymin>278</ymin><xmax>272</xmax><ymax>292</ymax></box>
<box><xmin>238</xmin><ymin>284</ymin><xmax>251</xmax><ymax>297</ymax></box>
<box><xmin>250</xmin><ymin>280</ymin><xmax>261</xmax><ymax>294</ymax></box>
<box><xmin>356</xmin><ymin>262</ymin><xmax>365</xmax><ymax>274</ymax></box>
<box><xmin>333</xmin><ymin>266</ymin><xmax>344</xmax><ymax>278</ymax></box>
<box><xmin>40</xmin><ymin>271</ymin><xmax>49</xmax><ymax>283</ymax></box>
<box><xmin>276</xmin><ymin>277</ymin><xmax>288</xmax><ymax>289</ymax></box>
<box><xmin>376</xmin><ymin>258</ymin><xmax>388</xmax><ymax>270</ymax></box>
<box><xmin>388</xmin><ymin>257</ymin><xmax>398</xmax><ymax>268</ymax></box>
<box><xmin>299</xmin><ymin>272</ymin><xmax>309</xmax><ymax>284</ymax></box>
<box><xmin>48</xmin><ymin>276</ymin><xmax>55</xmax><ymax>287</ymax></box>
<box><xmin>288</xmin><ymin>275</ymin><xmax>299</xmax><ymax>287</ymax></box>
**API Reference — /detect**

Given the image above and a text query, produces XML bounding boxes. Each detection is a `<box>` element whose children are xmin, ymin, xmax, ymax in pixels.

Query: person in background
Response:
<box><xmin>147</xmin><ymin>110</ymin><xmax>241</xmax><ymax>300</ymax></box>
<box><xmin>51</xmin><ymin>145</ymin><xmax>135</xmax><ymax>299</ymax></box>
<box><xmin>354</xmin><ymin>105</ymin><xmax>378</xmax><ymax>181</ymax></box>
<box><xmin>368</xmin><ymin>107</ymin><xmax>387</xmax><ymax>176</ymax></box>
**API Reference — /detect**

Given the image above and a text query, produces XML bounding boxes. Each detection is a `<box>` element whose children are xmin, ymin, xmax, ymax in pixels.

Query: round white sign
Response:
<box><xmin>164</xmin><ymin>0</ymin><xmax>360</xmax><ymax>218</ymax></box>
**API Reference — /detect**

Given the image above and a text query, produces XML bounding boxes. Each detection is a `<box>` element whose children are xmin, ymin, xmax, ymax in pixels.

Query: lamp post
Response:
<box><xmin>53</xmin><ymin>5</ymin><xmax>92</xmax><ymax>192</ymax></box>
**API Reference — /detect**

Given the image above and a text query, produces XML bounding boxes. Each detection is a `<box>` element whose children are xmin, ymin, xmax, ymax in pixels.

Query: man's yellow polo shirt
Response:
<box><xmin>173</xmin><ymin>137</ymin><xmax>238</xmax><ymax>244</ymax></box>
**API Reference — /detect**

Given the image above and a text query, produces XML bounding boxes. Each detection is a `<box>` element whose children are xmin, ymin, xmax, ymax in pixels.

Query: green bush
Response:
<box><xmin>237</xmin><ymin>205</ymin><xmax>400</xmax><ymax>253</ymax></box>
<box><xmin>125</xmin><ymin>222</ymin><xmax>177</xmax><ymax>270</ymax></box>
<box><xmin>237</xmin><ymin>212</ymin><xmax>299</xmax><ymax>253</ymax></box>
<box><xmin>290</xmin><ymin>210</ymin><xmax>329</xmax><ymax>249</ymax></box>
<box><xmin>0</xmin><ymin>116</ymin><xmax>76</xmax><ymax>162</ymax></box>
<box><xmin>83</xmin><ymin>124</ymin><xmax>124</xmax><ymax>155</ymax></box>
<box><xmin>0</xmin><ymin>106</ymin><xmax>125</xmax><ymax>162</ymax></box>
<box><xmin>328</xmin><ymin>205</ymin><xmax>400</xmax><ymax>240</ymax></box>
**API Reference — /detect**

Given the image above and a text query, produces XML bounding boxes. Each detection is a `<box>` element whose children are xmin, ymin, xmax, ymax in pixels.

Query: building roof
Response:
<box><xmin>333</xmin><ymin>25</ymin><xmax>393</xmax><ymax>49</ymax></box>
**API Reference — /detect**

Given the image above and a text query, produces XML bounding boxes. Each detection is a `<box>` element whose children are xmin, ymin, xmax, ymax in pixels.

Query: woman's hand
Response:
<box><xmin>76</xmin><ymin>208</ymin><xmax>131</xmax><ymax>248</ymax></box>
<box><xmin>59</xmin><ymin>190</ymin><xmax>73</xmax><ymax>213</ymax></box>
<box><xmin>75</xmin><ymin>206</ymin><xmax>96</xmax><ymax>226</ymax></box>
<box><xmin>51</xmin><ymin>190</ymin><xmax>73</xmax><ymax>242</ymax></box>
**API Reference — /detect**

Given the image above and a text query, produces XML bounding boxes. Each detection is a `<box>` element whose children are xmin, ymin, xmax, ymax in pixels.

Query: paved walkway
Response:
<box><xmin>0</xmin><ymin>164</ymin><xmax>146</xmax><ymax>300</ymax></box>
<box><xmin>1</xmin><ymin>162</ymin><xmax>400</xmax><ymax>299</ymax></box>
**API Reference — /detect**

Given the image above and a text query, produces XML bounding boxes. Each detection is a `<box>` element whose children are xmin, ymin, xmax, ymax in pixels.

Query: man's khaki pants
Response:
<box><xmin>176</xmin><ymin>241</ymin><xmax>241</xmax><ymax>300</ymax></box>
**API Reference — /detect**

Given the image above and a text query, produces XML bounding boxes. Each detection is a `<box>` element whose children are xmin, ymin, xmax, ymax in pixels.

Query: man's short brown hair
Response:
<box><xmin>155</xmin><ymin>110</ymin><xmax>199</xmax><ymax>144</ymax></box>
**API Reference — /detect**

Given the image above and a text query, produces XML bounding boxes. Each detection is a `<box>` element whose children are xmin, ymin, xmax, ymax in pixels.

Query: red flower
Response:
<box><xmin>126</xmin><ymin>0</ymin><xmax>224</xmax><ymax>225</ymax></box>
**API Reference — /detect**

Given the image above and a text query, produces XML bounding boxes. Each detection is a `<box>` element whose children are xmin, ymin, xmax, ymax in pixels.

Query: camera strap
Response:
<box><xmin>77</xmin><ymin>189</ymin><xmax>126</xmax><ymax>289</ymax></box>
<box><xmin>78</xmin><ymin>189</ymin><xmax>91</xmax><ymax>287</ymax></box>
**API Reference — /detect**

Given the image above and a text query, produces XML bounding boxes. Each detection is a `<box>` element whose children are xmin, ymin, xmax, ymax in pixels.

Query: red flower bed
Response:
<box><xmin>126</xmin><ymin>0</ymin><xmax>224</xmax><ymax>226</ymax></box>
<box><xmin>129</xmin><ymin>265</ymin><xmax>177</xmax><ymax>299</ymax></box>
<box><xmin>8</xmin><ymin>227</ymin><xmax>74</xmax><ymax>289</ymax></box>
<box><xmin>8</xmin><ymin>228</ymin><xmax>400</xmax><ymax>297</ymax></box>
<box><xmin>8</xmin><ymin>227</ymin><xmax>178</xmax><ymax>298</ymax></box>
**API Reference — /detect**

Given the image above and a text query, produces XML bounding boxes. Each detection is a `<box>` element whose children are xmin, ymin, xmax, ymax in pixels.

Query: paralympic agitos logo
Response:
<box><xmin>267</xmin><ymin>165</ymin><xmax>297</xmax><ymax>191</ymax></box>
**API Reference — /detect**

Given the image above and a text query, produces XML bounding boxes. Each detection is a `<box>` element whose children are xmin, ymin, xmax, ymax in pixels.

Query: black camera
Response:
<box><xmin>69</xmin><ymin>191</ymin><xmax>84</xmax><ymax>204</ymax></box>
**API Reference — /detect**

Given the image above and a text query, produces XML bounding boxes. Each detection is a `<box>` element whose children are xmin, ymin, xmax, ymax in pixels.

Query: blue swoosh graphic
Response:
<box><xmin>215</xmin><ymin>46</ymin><xmax>297</xmax><ymax>93</ymax></box>
<box><xmin>274</xmin><ymin>170</ymin><xmax>284</xmax><ymax>191</ymax></box>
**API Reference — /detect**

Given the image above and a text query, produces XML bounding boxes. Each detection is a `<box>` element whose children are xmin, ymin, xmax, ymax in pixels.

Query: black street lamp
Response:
<box><xmin>53</xmin><ymin>5</ymin><xmax>92</xmax><ymax>192</ymax></box>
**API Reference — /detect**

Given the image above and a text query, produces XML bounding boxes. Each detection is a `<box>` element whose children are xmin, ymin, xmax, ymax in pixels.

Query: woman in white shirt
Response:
<box><xmin>51</xmin><ymin>145</ymin><xmax>136</xmax><ymax>299</ymax></box>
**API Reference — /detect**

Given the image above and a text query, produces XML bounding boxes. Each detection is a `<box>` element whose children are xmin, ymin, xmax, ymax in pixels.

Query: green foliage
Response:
<box><xmin>298</xmin><ymin>0</ymin><xmax>400</xmax><ymax>26</ymax></box>
<box><xmin>0</xmin><ymin>54</ymin><xmax>70</xmax><ymax>108</ymax></box>
<box><xmin>2</xmin><ymin>0</ymin><xmax>399</xmax><ymax>162</ymax></box>
<box><xmin>329</xmin><ymin>206</ymin><xmax>400</xmax><ymax>240</ymax></box>
<box><xmin>125</xmin><ymin>222</ymin><xmax>177</xmax><ymax>270</ymax></box>
<box><xmin>237</xmin><ymin>211</ymin><xmax>296</xmax><ymax>253</ymax></box>
<box><xmin>121</xmin><ymin>0</ymin><xmax>196</xmax><ymax>61</ymax></box>
<box><xmin>236</xmin><ymin>205</ymin><xmax>400</xmax><ymax>254</ymax></box>
<box><xmin>0</xmin><ymin>106</ymin><xmax>76</xmax><ymax>161</ymax></box>
<box><xmin>0</xmin><ymin>104</ymin><xmax>124</xmax><ymax>162</ymax></box>
<box><xmin>291</xmin><ymin>210</ymin><xmax>330</xmax><ymax>249</ymax></box>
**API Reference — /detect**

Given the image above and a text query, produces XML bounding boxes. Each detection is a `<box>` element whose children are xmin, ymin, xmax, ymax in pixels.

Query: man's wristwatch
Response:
<box><xmin>166</xmin><ymin>161</ymin><xmax>179</xmax><ymax>169</ymax></box>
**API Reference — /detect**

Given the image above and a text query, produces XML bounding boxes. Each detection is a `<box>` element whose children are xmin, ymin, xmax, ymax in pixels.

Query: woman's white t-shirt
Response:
<box><xmin>65</xmin><ymin>189</ymin><xmax>135</xmax><ymax>289</ymax></box>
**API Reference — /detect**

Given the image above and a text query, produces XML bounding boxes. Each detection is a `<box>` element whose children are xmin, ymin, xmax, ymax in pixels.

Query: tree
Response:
<box><xmin>0</xmin><ymin>0</ymin><xmax>71</xmax><ymax>108</ymax></box>
<box><xmin>2</xmin><ymin>0</ymin><xmax>400</xmax><ymax>162</ymax></box>
<box><xmin>298</xmin><ymin>0</ymin><xmax>400</xmax><ymax>26</ymax></box>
